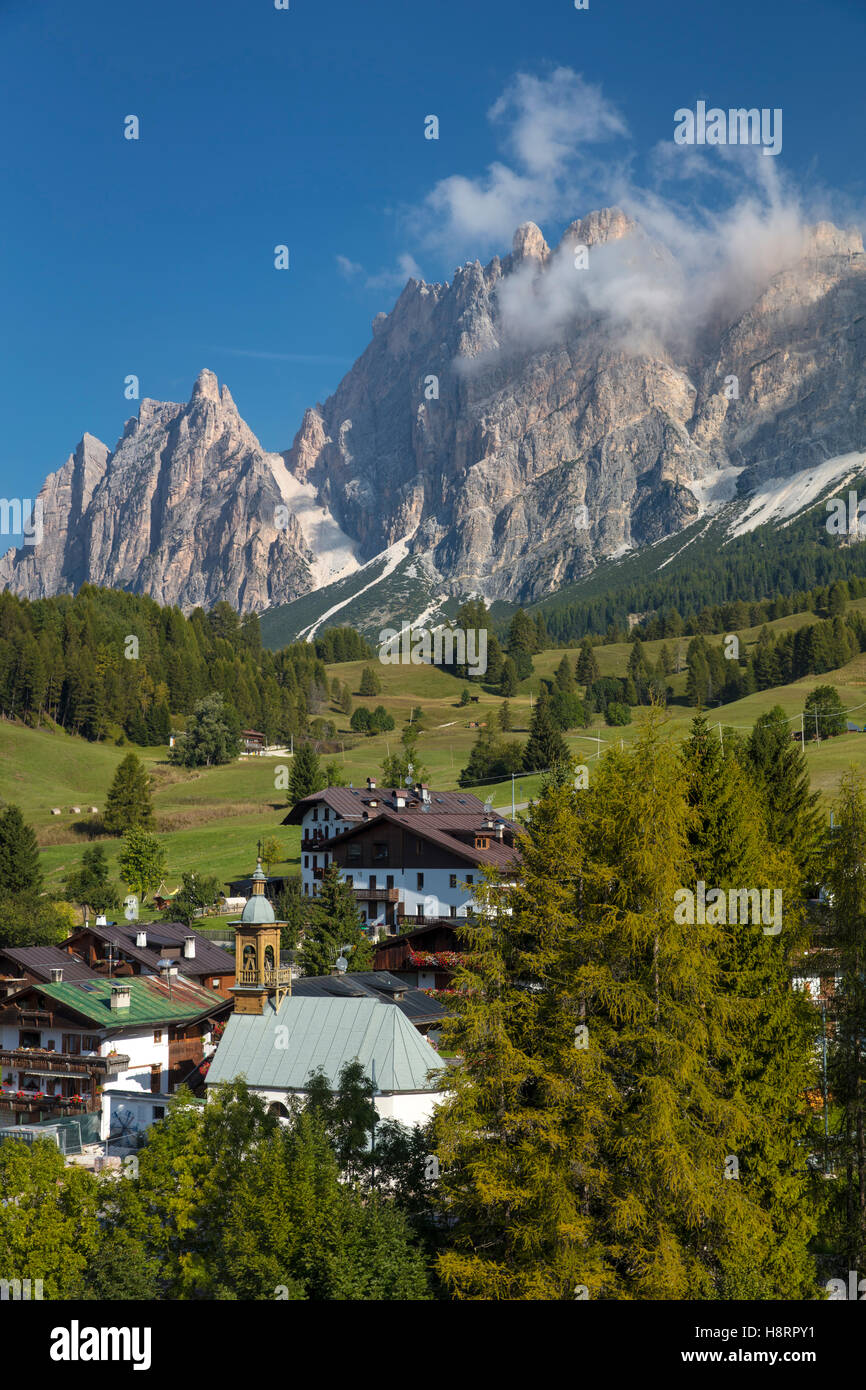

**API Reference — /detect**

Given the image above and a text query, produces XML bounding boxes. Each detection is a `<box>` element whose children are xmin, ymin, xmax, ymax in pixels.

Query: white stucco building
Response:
<box><xmin>284</xmin><ymin>780</ymin><xmax>520</xmax><ymax>933</ymax></box>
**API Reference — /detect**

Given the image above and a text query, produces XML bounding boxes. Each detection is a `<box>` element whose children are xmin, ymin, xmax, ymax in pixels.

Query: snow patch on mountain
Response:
<box><xmin>727</xmin><ymin>452</ymin><xmax>866</xmax><ymax>538</ymax></box>
<box><xmin>295</xmin><ymin>537</ymin><xmax>412</xmax><ymax>641</ymax></box>
<box><xmin>268</xmin><ymin>453</ymin><xmax>360</xmax><ymax>588</ymax></box>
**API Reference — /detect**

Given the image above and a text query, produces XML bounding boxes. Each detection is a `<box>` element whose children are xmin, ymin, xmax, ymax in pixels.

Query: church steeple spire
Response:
<box><xmin>229</xmin><ymin>855</ymin><xmax>291</xmax><ymax>1014</ymax></box>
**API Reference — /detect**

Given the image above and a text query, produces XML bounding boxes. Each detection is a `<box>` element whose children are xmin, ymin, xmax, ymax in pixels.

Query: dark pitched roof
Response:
<box><xmin>322</xmin><ymin>809</ymin><xmax>521</xmax><ymax>869</ymax></box>
<box><xmin>63</xmin><ymin>922</ymin><xmax>234</xmax><ymax>978</ymax></box>
<box><xmin>292</xmin><ymin>970</ymin><xmax>447</xmax><ymax>1027</ymax></box>
<box><xmin>283</xmin><ymin>786</ymin><xmax>488</xmax><ymax>825</ymax></box>
<box><xmin>0</xmin><ymin>946</ymin><xmax>95</xmax><ymax>983</ymax></box>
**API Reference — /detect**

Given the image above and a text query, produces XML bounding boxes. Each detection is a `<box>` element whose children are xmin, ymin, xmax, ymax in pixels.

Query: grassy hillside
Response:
<box><xmin>4</xmin><ymin>598</ymin><xmax>866</xmax><ymax>898</ymax></box>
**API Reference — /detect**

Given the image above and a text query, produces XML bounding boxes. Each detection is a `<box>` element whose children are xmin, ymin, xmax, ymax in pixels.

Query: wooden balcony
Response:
<box><xmin>237</xmin><ymin>966</ymin><xmax>293</xmax><ymax>988</ymax></box>
<box><xmin>0</xmin><ymin>1047</ymin><xmax>129</xmax><ymax>1077</ymax></box>
<box><xmin>352</xmin><ymin>887</ymin><xmax>399</xmax><ymax>902</ymax></box>
<box><xmin>302</xmin><ymin>833</ymin><xmax>333</xmax><ymax>850</ymax></box>
<box><xmin>0</xmin><ymin>1092</ymin><xmax>98</xmax><ymax>1114</ymax></box>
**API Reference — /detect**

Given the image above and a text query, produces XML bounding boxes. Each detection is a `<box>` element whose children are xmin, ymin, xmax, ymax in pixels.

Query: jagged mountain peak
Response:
<box><xmin>4</xmin><ymin>218</ymin><xmax>865</xmax><ymax>619</ymax></box>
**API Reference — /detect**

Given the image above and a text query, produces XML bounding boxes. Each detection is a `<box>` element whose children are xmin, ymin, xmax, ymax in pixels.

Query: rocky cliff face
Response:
<box><xmin>0</xmin><ymin>370</ymin><xmax>326</xmax><ymax>613</ymax></box>
<box><xmin>284</xmin><ymin>211</ymin><xmax>866</xmax><ymax>604</ymax></box>
<box><xmin>3</xmin><ymin>212</ymin><xmax>865</xmax><ymax>614</ymax></box>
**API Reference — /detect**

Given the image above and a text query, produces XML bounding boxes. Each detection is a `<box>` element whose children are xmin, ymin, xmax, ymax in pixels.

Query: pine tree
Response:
<box><xmin>745</xmin><ymin>706</ymin><xmax>821</xmax><ymax>878</ymax></box>
<box><xmin>288</xmin><ymin>743</ymin><xmax>324</xmax><ymax>803</ymax></box>
<box><xmin>680</xmin><ymin>714</ymin><xmax>820</xmax><ymax>1297</ymax></box>
<box><xmin>522</xmin><ymin>691</ymin><xmax>571</xmax><ymax>773</ymax></box>
<box><xmin>359</xmin><ymin>666</ymin><xmax>381</xmax><ymax>696</ymax></box>
<box><xmin>586</xmin><ymin>716</ymin><xmax>763</xmax><ymax>1298</ymax></box>
<box><xmin>0</xmin><ymin>805</ymin><xmax>42</xmax><ymax>895</ymax></box>
<box><xmin>499</xmin><ymin>700</ymin><xmax>512</xmax><ymax>732</ymax></box>
<box><xmin>499</xmin><ymin>658</ymin><xmax>518</xmax><ymax>697</ymax></box>
<box><xmin>576</xmin><ymin>638</ymin><xmax>600</xmax><ymax>687</ymax></box>
<box><xmin>103</xmin><ymin>753</ymin><xmax>155</xmax><ymax>836</ymax></box>
<box><xmin>823</xmin><ymin>771</ymin><xmax>866</xmax><ymax>1269</ymax></box>
<box><xmin>433</xmin><ymin>775</ymin><xmax>616</xmax><ymax>1299</ymax></box>
<box><xmin>554</xmin><ymin>653</ymin><xmax>576</xmax><ymax>693</ymax></box>
<box><xmin>274</xmin><ymin>875</ymin><xmax>306</xmax><ymax>952</ymax></box>
<box><xmin>63</xmin><ymin>846</ymin><xmax>119</xmax><ymax>916</ymax></box>
<box><xmin>300</xmin><ymin>862</ymin><xmax>373</xmax><ymax>976</ymax></box>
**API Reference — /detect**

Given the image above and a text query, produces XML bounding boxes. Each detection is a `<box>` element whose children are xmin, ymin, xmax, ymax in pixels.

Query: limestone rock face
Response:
<box><xmin>0</xmin><ymin>371</ymin><xmax>318</xmax><ymax>613</ymax></box>
<box><xmin>4</xmin><ymin>210</ymin><xmax>866</xmax><ymax>614</ymax></box>
<box><xmin>283</xmin><ymin>210</ymin><xmax>866</xmax><ymax>603</ymax></box>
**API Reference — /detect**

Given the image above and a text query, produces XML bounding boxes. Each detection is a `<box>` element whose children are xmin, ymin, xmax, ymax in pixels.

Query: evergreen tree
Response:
<box><xmin>359</xmin><ymin>666</ymin><xmax>381</xmax><ymax>696</ymax></box>
<box><xmin>680</xmin><ymin>714</ymin><xmax>820</xmax><ymax>1297</ymax></box>
<box><xmin>499</xmin><ymin>699</ymin><xmax>513</xmax><ymax>732</ymax></box>
<box><xmin>823</xmin><ymin>772</ymin><xmax>866</xmax><ymax>1269</ymax></box>
<box><xmin>576</xmin><ymin>637</ymin><xmax>600</xmax><ymax>687</ymax></box>
<box><xmin>522</xmin><ymin>692</ymin><xmax>571</xmax><ymax>773</ymax></box>
<box><xmin>63</xmin><ymin>846</ymin><xmax>119</xmax><ymax>915</ymax></box>
<box><xmin>554</xmin><ymin>652</ymin><xmax>576</xmax><ymax>693</ymax></box>
<box><xmin>586</xmin><ymin>717</ymin><xmax>769</xmax><ymax>1298</ymax></box>
<box><xmin>507</xmin><ymin>610</ymin><xmax>536</xmax><ymax>679</ymax></box>
<box><xmin>745</xmin><ymin>706</ymin><xmax>821</xmax><ymax>878</ymax></box>
<box><xmin>274</xmin><ymin>875</ymin><xmax>306</xmax><ymax>952</ymax></box>
<box><xmin>433</xmin><ymin>776</ymin><xmax>615</xmax><ymax>1299</ymax></box>
<box><xmin>499</xmin><ymin>657</ymin><xmax>518</xmax><ymax>697</ymax></box>
<box><xmin>288</xmin><ymin>743</ymin><xmax>325</xmax><ymax>802</ymax></box>
<box><xmin>0</xmin><ymin>804</ymin><xmax>42</xmax><ymax>895</ymax></box>
<box><xmin>103</xmin><ymin>753</ymin><xmax>155</xmax><ymax>836</ymax></box>
<box><xmin>300</xmin><ymin>862</ymin><xmax>374</xmax><ymax>976</ymax></box>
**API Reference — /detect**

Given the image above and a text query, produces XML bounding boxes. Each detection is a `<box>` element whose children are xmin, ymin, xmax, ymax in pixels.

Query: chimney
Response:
<box><xmin>183</xmin><ymin>936</ymin><xmax>196</xmax><ymax>959</ymax></box>
<box><xmin>366</xmin><ymin>777</ymin><xmax>377</xmax><ymax>790</ymax></box>
<box><xmin>136</xmin><ymin>929</ymin><xmax>147</xmax><ymax>949</ymax></box>
<box><xmin>495</xmin><ymin>822</ymin><xmax>504</xmax><ymax>841</ymax></box>
<box><xmin>49</xmin><ymin>966</ymin><xmax>63</xmax><ymax>983</ymax></box>
<box><xmin>109</xmin><ymin>983</ymin><xmax>131</xmax><ymax>1010</ymax></box>
<box><xmin>394</xmin><ymin>791</ymin><xmax>406</xmax><ymax>809</ymax></box>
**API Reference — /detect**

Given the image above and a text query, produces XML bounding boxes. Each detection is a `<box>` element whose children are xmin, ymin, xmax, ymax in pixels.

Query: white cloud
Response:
<box><xmin>336</xmin><ymin>254</ymin><xmax>363</xmax><ymax>278</ymax></box>
<box><xmin>367</xmin><ymin>66</ymin><xmax>860</xmax><ymax>360</ymax></box>
<box><xmin>365</xmin><ymin>252</ymin><xmax>423</xmax><ymax>291</ymax></box>
<box><xmin>411</xmin><ymin>69</ymin><xmax>627</xmax><ymax>257</ymax></box>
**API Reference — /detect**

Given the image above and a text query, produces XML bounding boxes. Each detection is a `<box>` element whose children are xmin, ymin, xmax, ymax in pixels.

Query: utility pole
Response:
<box><xmin>511</xmin><ymin>772</ymin><xmax>516</xmax><ymax>820</ymax></box>
<box><xmin>718</xmin><ymin>722</ymin><xmax>723</xmax><ymax>751</ymax></box>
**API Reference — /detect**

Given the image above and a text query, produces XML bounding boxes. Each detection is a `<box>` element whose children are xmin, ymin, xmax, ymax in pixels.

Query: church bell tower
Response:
<box><xmin>230</xmin><ymin>857</ymin><xmax>291</xmax><ymax>1014</ymax></box>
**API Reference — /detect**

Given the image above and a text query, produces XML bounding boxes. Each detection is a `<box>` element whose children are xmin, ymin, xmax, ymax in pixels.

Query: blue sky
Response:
<box><xmin>1</xmin><ymin>0</ymin><xmax>864</xmax><ymax>548</ymax></box>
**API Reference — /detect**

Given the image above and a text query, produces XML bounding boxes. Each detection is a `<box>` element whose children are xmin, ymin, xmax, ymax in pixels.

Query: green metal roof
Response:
<box><xmin>205</xmin><ymin>996</ymin><xmax>447</xmax><ymax>1095</ymax></box>
<box><xmin>240</xmin><ymin>895</ymin><xmax>275</xmax><ymax>924</ymax></box>
<box><xmin>37</xmin><ymin>975</ymin><xmax>225</xmax><ymax>1029</ymax></box>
